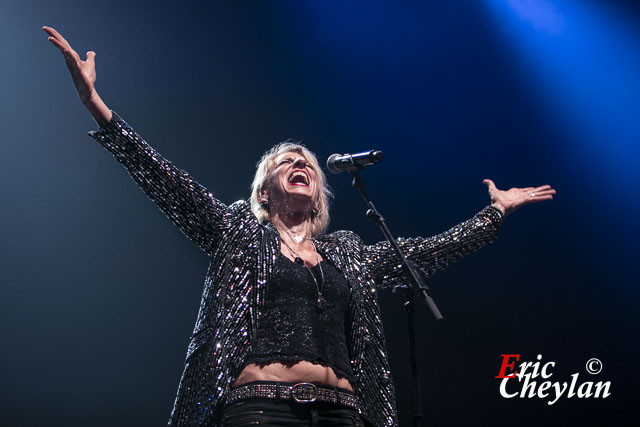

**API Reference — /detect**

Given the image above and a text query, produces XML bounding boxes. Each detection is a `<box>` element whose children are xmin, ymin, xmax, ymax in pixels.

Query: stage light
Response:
<box><xmin>485</xmin><ymin>0</ymin><xmax>640</xmax><ymax>215</ymax></box>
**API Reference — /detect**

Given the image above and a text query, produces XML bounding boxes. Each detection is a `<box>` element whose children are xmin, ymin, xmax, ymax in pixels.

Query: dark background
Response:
<box><xmin>2</xmin><ymin>1</ymin><xmax>638</xmax><ymax>425</ymax></box>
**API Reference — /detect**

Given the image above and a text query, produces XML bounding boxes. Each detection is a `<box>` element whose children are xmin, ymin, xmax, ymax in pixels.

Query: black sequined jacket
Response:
<box><xmin>89</xmin><ymin>113</ymin><xmax>503</xmax><ymax>427</ymax></box>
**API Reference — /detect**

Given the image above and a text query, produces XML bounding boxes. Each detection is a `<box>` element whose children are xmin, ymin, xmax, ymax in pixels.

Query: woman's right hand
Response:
<box><xmin>43</xmin><ymin>26</ymin><xmax>112</xmax><ymax>126</ymax></box>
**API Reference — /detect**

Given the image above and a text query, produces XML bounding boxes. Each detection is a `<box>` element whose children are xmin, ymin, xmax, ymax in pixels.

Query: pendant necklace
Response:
<box><xmin>280</xmin><ymin>237</ymin><xmax>326</xmax><ymax>310</ymax></box>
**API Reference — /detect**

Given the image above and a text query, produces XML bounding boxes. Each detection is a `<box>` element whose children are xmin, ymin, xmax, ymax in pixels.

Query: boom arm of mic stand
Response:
<box><xmin>350</xmin><ymin>170</ymin><xmax>443</xmax><ymax>320</ymax></box>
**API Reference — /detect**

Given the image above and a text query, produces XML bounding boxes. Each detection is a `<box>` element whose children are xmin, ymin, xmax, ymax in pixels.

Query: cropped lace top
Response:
<box><xmin>245</xmin><ymin>252</ymin><xmax>355</xmax><ymax>384</ymax></box>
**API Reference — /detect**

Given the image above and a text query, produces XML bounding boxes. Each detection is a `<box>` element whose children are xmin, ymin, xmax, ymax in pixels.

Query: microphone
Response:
<box><xmin>326</xmin><ymin>150</ymin><xmax>384</xmax><ymax>174</ymax></box>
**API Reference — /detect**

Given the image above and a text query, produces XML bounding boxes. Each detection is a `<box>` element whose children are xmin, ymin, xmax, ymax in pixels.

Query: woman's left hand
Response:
<box><xmin>483</xmin><ymin>179</ymin><xmax>556</xmax><ymax>217</ymax></box>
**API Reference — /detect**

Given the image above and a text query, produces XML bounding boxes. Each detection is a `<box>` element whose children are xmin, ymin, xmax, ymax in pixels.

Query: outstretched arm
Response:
<box><xmin>364</xmin><ymin>180</ymin><xmax>556</xmax><ymax>289</ymax></box>
<box><xmin>44</xmin><ymin>26</ymin><xmax>234</xmax><ymax>256</ymax></box>
<box><xmin>88</xmin><ymin>114</ymin><xmax>233</xmax><ymax>256</ymax></box>
<box><xmin>364</xmin><ymin>206</ymin><xmax>503</xmax><ymax>289</ymax></box>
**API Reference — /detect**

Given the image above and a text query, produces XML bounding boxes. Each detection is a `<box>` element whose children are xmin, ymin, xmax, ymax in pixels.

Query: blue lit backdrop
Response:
<box><xmin>0</xmin><ymin>1</ymin><xmax>638</xmax><ymax>426</ymax></box>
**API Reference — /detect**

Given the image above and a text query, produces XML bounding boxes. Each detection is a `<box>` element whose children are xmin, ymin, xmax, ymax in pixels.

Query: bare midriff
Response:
<box><xmin>232</xmin><ymin>361</ymin><xmax>355</xmax><ymax>393</ymax></box>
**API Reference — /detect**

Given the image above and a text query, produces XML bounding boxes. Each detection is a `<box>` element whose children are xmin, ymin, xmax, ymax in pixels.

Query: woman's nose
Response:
<box><xmin>293</xmin><ymin>157</ymin><xmax>307</xmax><ymax>168</ymax></box>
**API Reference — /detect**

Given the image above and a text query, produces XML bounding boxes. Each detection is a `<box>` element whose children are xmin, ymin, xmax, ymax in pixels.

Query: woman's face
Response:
<box><xmin>263</xmin><ymin>151</ymin><xmax>318</xmax><ymax>213</ymax></box>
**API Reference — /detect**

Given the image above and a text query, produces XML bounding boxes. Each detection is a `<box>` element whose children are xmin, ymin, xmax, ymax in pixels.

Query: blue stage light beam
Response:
<box><xmin>484</xmin><ymin>0</ymin><xmax>640</xmax><ymax>215</ymax></box>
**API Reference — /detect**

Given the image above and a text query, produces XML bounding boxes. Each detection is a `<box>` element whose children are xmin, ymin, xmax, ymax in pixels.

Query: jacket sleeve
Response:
<box><xmin>362</xmin><ymin>206</ymin><xmax>503</xmax><ymax>289</ymax></box>
<box><xmin>88</xmin><ymin>111</ymin><xmax>233</xmax><ymax>256</ymax></box>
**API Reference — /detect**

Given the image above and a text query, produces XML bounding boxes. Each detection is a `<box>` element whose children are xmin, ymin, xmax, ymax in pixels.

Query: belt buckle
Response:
<box><xmin>292</xmin><ymin>383</ymin><xmax>317</xmax><ymax>403</ymax></box>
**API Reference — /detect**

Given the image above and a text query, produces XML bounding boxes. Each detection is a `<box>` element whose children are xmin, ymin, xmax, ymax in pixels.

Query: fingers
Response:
<box><xmin>86</xmin><ymin>50</ymin><xmax>96</xmax><ymax>65</ymax></box>
<box><xmin>524</xmin><ymin>190</ymin><xmax>555</xmax><ymax>205</ymax></box>
<box><xmin>46</xmin><ymin>34</ymin><xmax>66</xmax><ymax>52</ymax></box>
<box><xmin>46</xmin><ymin>36</ymin><xmax>74</xmax><ymax>61</ymax></box>
<box><xmin>43</xmin><ymin>26</ymin><xmax>79</xmax><ymax>61</ymax></box>
<box><xmin>526</xmin><ymin>188</ymin><xmax>556</xmax><ymax>197</ymax></box>
<box><xmin>43</xmin><ymin>26</ymin><xmax>70</xmax><ymax>51</ymax></box>
<box><xmin>514</xmin><ymin>184</ymin><xmax>556</xmax><ymax>196</ymax></box>
<box><xmin>43</xmin><ymin>26</ymin><xmax>69</xmax><ymax>46</ymax></box>
<box><xmin>528</xmin><ymin>195</ymin><xmax>554</xmax><ymax>203</ymax></box>
<box><xmin>42</xmin><ymin>26</ymin><xmax>58</xmax><ymax>38</ymax></box>
<box><xmin>483</xmin><ymin>179</ymin><xmax>497</xmax><ymax>192</ymax></box>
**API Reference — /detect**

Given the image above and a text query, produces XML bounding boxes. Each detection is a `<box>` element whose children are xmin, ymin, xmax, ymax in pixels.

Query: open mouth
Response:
<box><xmin>288</xmin><ymin>170</ymin><xmax>309</xmax><ymax>186</ymax></box>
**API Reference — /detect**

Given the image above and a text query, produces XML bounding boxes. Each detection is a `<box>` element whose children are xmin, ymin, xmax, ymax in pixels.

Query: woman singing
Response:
<box><xmin>44</xmin><ymin>26</ymin><xmax>555</xmax><ymax>427</ymax></box>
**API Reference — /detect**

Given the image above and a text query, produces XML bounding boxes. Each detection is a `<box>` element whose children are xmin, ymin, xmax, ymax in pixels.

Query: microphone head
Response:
<box><xmin>327</xmin><ymin>153</ymin><xmax>343</xmax><ymax>174</ymax></box>
<box><xmin>370</xmin><ymin>150</ymin><xmax>384</xmax><ymax>163</ymax></box>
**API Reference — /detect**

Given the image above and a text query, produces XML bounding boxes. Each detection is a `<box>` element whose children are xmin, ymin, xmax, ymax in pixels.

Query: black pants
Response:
<box><xmin>220</xmin><ymin>399</ymin><xmax>365</xmax><ymax>427</ymax></box>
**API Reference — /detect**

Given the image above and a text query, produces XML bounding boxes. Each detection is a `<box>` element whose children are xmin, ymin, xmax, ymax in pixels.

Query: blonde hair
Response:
<box><xmin>250</xmin><ymin>141</ymin><xmax>332</xmax><ymax>237</ymax></box>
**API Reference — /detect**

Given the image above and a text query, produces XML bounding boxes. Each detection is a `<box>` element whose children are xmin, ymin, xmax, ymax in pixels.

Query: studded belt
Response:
<box><xmin>226</xmin><ymin>381</ymin><xmax>358</xmax><ymax>409</ymax></box>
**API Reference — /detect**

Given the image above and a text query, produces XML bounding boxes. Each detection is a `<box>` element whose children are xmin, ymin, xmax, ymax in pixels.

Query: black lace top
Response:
<box><xmin>245</xmin><ymin>252</ymin><xmax>355</xmax><ymax>384</ymax></box>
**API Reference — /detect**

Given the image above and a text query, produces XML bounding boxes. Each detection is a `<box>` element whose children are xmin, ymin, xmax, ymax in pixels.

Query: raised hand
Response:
<box><xmin>483</xmin><ymin>179</ymin><xmax>556</xmax><ymax>217</ymax></box>
<box><xmin>43</xmin><ymin>26</ymin><xmax>112</xmax><ymax>126</ymax></box>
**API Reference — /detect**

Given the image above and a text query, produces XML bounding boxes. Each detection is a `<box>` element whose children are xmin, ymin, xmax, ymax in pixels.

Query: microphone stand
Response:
<box><xmin>348</xmin><ymin>168</ymin><xmax>443</xmax><ymax>427</ymax></box>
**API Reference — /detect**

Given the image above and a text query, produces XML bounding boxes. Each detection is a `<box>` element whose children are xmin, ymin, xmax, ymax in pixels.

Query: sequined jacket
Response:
<box><xmin>89</xmin><ymin>113</ymin><xmax>503</xmax><ymax>427</ymax></box>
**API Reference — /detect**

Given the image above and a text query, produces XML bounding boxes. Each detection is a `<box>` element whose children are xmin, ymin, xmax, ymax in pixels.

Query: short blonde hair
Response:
<box><xmin>250</xmin><ymin>141</ymin><xmax>332</xmax><ymax>237</ymax></box>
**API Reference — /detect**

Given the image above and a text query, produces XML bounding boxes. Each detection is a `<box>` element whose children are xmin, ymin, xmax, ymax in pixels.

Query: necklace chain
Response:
<box><xmin>280</xmin><ymin>227</ymin><xmax>312</xmax><ymax>244</ymax></box>
<box><xmin>280</xmin><ymin>237</ymin><xmax>326</xmax><ymax>310</ymax></box>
